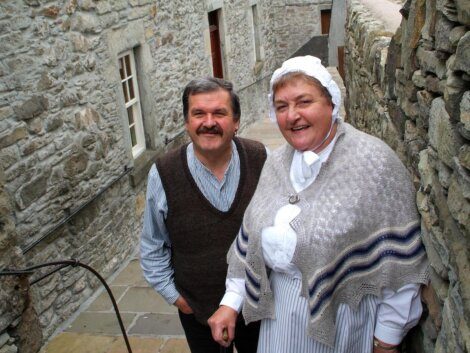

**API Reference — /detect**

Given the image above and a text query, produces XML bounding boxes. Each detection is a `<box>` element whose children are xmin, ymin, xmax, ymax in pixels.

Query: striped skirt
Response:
<box><xmin>257</xmin><ymin>272</ymin><xmax>379</xmax><ymax>353</ymax></box>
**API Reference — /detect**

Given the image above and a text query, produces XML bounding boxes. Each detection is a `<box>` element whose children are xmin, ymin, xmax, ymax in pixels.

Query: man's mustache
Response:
<box><xmin>197</xmin><ymin>125</ymin><xmax>223</xmax><ymax>135</ymax></box>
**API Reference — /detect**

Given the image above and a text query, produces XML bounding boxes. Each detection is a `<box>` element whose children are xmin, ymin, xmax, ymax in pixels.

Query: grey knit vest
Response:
<box><xmin>228</xmin><ymin>121</ymin><xmax>429</xmax><ymax>347</ymax></box>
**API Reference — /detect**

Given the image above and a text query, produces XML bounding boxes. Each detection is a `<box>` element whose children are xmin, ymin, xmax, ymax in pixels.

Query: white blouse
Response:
<box><xmin>221</xmin><ymin>136</ymin><xmax>422</xmax><ymax>345</ymax></box>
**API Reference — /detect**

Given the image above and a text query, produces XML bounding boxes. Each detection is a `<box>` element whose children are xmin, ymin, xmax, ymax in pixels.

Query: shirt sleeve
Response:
<box><xmin>374</xmin><ymin>283</ymin><xmax>423</xmax><ymax>345</ymax></box>
<box><xmin>220</xmin><ymin>278</ymin><xmax>246</xmax><ymax>312</ymax></box>
<box><xmin>140</xmin><ymin>164</ymin><xmax>180</xmax><ymax>304</ymax></box>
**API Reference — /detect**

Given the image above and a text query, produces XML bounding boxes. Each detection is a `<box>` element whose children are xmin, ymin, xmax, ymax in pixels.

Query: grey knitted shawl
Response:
<box><xmin>227</xmin><ymin>121</ymin><xmax>429</xmax><ymax>348</ymax></box>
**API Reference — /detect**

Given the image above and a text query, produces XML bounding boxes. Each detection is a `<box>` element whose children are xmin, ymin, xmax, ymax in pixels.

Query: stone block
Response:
<box><xmin>70</xmin><ymin>12</ymin><xmax>101</xmax><ymax>34</ymax></box>
<box><xmin>13</xmin><ymin>96</ymin><xmax>48</xmax><ymax>121</ymax></box>
<box><xmin>43</xmin><ymin>6</ymin><xmax>60</xmax><ymax>18</ymax></box>
<box><xmin>420</xmin><ymin>216</ymin><xmax>448</xmax><ymax>278</ymax></box>
<box><xmin>459</xmin><ymin>145</ymin><xmax>470</xmax><ymax>171</ymax></box>
<box><xmin>412</xmin><ymin>70</ymin><xmax>426</xmax><ymax>88</ymax></box>
<box><xmin>15</xmin><ymin>301</ymin><xmax>42</xmax><ymax>353</ymax></box>
<box><xmin>74</xmin><ymin>107</ymin><xmax>100</xmax><ymax>131</ymax></box>
<box><xmin>64</xmin><ymin>152</ymin><xmax>89</xmax><ymax>178</ymax></box>
<box><xmin>459</xmin><ymin>90</ymin><xmax>470</xmax><ymax>139</ymax></box>
<box><xmin>60</xmin><ymin>91</ymin><xmax>79</xmax><ymax>108</ymax></box>
<box><xmin>437</xmin><ymin>160</ymin><xmax>452</xmax><ymax>189</ymax></box>
<box><xmin>417</xmin><ymin>90</ymin><xmax>433</xmax><ymax>129</ymax></box>
<box><xmin>69</xmin><ymin>33</ymin><xmax>89</xmax><ymax>53</ymax></box>
<box><xmin>429</xmin><ymin>97</ymin><xmax>463</xmax><ymax>167</ymax></box>
<box><xmin>422</xmin><ymin>284</ymin><xmax>443</xmax><ymax>332</ymax></box>
<box><xmin>16</xmin><ymin>170</ymin><xmax>50</xmax><ymax>210</ymax></box>
<box><xmin>435</xmin><ymin>11</ymin><xmax>455</xmax><ymax>53</ymax></box>
<box><xmin>449</xmin><ymin>26</ymin><xmax>467</xmax><ymax>50</ymax></box>
<box><xmin>0</xmin><ymin>126</ymin><xmax>27</xmax><ymax>149</ymax></box>
<box><xmin>45</xmin><ymin>116</ymin><xmax>63</xmax><ymax>132</ymax></box>
<box><xmin>0</xmin><ymin>145</ymin><xmax>20</xmax><ymax>170</ymax></box>
<box><xmin>453</xmin><ymin>157</ymin><xmax>470</xmax><ymax>199</ymax></box>
<box><xmin>129</xmin><ymin>0</ymin><xmax>154</xmax><ymax>6</ymax></box>
<box><xmin>100</xmin><ymin>12</ymin><xmax>119</xmax><ymax>28</ymax></box>
<box><xmin>444</xmin><ymin>70</ymin><xmax>467</xmax><ymax>121</ymax></box>
<box><xmin>437</xmin><ymin>0</ymin><xmax>458</xmax><ymax>22</ymax></box>
<box><xmin>26</xmin><ymin>118</ymin><xmax>44</xmax><ymax>136</ymax></box>
<box><xmin>455</xmin><ymin>0</ymin><xmax>470</xmax><ymax>25</ymax></box>
<box><xmin>447</xmin><ymin>175</ymin><xmax>470</xmax><ymax>233</ymax></box>
<box><xmin>416</xmin><ymin>47</ymin><xmax>447</xmax><ymax>79</ymax></box>
<box><xmin>451</xmin><ymin>31</ymin><xmax>470</xmax><ymax>75</ymax></box>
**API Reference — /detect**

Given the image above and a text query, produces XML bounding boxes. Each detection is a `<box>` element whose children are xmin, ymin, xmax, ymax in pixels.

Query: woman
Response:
<box><xmin>208</xmin><ymin>56</ymin><xmax>429</xmax><ymax>353</ymax></box>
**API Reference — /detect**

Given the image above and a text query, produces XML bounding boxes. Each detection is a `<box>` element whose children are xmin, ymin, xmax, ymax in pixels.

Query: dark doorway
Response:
<box><xmin>208</xmin><ymin>10</ymin><xmax>224</xmax><ymax>78</ymax></box>
<box><xmin>321</xmin><ymin>9</ymin><xmax>331</xmax><ymax>35</ymax></box>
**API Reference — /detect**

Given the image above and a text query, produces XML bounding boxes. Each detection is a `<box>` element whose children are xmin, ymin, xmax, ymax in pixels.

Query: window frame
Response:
<box><xmin>251</xmin><ymin>4</ymin><xmax>262</xmax><ymax>62</ymax></box>
<box><xmin>118</xmin><ymin>50</ymin><xmax>146</xmax><ymax>159</ymax></box>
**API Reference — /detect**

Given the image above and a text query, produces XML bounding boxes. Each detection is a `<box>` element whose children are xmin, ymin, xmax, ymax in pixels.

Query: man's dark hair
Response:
<box><xmin>182</xmin><ymin>77</ymin><xmax>241</xmax><ymax>122</ymax></box>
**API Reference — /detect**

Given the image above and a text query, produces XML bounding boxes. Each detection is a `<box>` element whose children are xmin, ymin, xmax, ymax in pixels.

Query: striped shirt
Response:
<box><xmin>140</xmin><ymin>141</ymin><xmax>240</xmax><ymax>304</ymax></box>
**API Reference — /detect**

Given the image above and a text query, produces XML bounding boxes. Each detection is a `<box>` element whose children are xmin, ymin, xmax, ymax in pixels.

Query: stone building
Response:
<box><xmin>0</xmin><ymin>0</ymin><xmax>331</xmax><ymax>351</ymax></box>
<box><xmin>344</xmin><ymin>0</ymin><xmax>469</xmax><ymax>352</ymax></box>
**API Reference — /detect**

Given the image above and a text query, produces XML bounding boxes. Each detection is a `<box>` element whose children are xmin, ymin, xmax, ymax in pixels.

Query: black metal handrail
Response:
<box><xmin>0</xmin><ymin>259</ymin><xmax>132</xmax><ymax>353</ymax></box>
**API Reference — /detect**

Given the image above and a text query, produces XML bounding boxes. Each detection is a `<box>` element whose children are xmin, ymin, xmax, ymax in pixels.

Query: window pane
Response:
<box><xmin>122</xmin><ymin>82</ymin><xmax>129</xmax><ymax>102</ymax></box>
<box><xmin>125</xmin><ymin>55</ymin><xmax>131</xmax><ymax>78</ymax></box>
<box><xmin>128</xmin><ymin>78</ymin><xmax>135</xmax><ymax>100</ymax></box>
<box><xmin>127</xmin><ymin>106</ymin><xmax>134</xmax><ymax>125</ymax></box>
<box><xmin>119</xmin><ymin>58</ymin><xmax>125</xmax><ymax>80</ymax></box>
<box><xmin>130</xmin><ymin>126</ymin><xmax>137</xmax><ymax>147</ymax></box>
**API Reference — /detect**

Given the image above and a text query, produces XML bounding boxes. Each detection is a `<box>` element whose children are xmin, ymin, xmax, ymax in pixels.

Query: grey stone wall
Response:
<box><xmin>345</xmin><ymin>0</ymin><xmax>469</xmax><ymax>352</ymax></box>
<box><xmin>1</xmin><ymin>0</ymin><xmax>331</xmax><ymax>349</ymax></box>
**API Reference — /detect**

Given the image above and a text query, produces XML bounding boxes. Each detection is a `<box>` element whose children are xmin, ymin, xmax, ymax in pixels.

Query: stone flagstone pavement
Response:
<box><xmin>40</xmin><ymin>67</ymin><xmax>343</xmax><ymax>353</ymax></box>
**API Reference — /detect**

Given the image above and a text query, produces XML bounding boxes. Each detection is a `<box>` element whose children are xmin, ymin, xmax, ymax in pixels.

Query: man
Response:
<box><xmin>140</xmin><ymin>77</ymin><xmax>266</xmax><ymax>353</ymax></box>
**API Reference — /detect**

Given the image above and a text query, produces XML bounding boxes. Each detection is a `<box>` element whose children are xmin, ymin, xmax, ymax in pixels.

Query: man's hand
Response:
<box><xmin>207</xmin><ymin>306</ymin><xmax>238</xmax><ymax>348</ymax></box>
<box><xmin>174</xmin><ymin>296</ymin><xmax>193</xmax><ymax>314</ymax></box>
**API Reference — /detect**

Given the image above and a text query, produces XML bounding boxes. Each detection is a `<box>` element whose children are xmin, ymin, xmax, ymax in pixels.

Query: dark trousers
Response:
<box><xmin>178</xmin><ymin>311</ymin><xmax>260</xmax><ymax>353</ymax></box>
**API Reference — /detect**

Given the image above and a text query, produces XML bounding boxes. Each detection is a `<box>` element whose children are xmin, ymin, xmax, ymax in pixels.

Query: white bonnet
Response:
<box><xmin>268</xmin><ymin>55</ymin><xmax>341</xmax><ymax>122</ymax></box>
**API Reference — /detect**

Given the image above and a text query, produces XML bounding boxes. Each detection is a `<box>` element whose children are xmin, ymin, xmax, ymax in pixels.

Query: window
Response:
<box><xmin>251</xmin><ymin>5</ymin><xmax>262</xmax><ymax>62</ymax></box>
<box><xmin>208</xmin><ymin>10</ymin><xmax>224</xmax><ymax>78</ymax></box>
<box><xmin>118</xmin><ymin>51</ymin><xmax>145</xmax><ymax>158</ymax></box>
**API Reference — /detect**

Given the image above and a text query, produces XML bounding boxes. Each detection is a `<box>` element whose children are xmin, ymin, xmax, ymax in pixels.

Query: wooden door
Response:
<box><xmin>208</xmin><ymin>11</ymin><xmax>224</xmax><ymax>78</ymax></box>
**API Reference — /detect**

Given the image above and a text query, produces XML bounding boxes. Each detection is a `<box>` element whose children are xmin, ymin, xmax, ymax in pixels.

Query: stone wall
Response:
<box><xmin>345</xmin><ymin>0</ymin><xmax>469</xmax><ymax>352</ymax></box>
<box><xmin>0</xmin><ymin>0</ymin><xmax>330</xmax><ymax>349</ymax></box>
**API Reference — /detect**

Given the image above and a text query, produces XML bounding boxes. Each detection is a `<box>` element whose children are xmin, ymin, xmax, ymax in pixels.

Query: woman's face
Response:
<box><xmin>273</xmin><ymin>78</ymin><xmax>334</xmax><ymax>152</ymax></box>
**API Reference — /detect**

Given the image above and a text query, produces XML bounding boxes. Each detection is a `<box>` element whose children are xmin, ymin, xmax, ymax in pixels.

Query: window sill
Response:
<box><xmin>129</xmin><ymin>149</ymin><xmax>161</xmax><ymax>187</ymax></box>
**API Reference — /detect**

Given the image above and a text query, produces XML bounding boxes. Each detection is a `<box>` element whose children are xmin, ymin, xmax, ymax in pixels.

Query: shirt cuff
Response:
<box><xmin>374</xmin><ymin>321</ymin><xmax>406</xmax><ymax>345</ymax></box>
<box><xmin>220</xmin><ymin>291</ymin><xmax>244</xmax><ymax>313</ymax></box>
<box><xmin>159</xmin><ymin>284</ymin><xmax>180</xmax><ymax>305</ymax></box>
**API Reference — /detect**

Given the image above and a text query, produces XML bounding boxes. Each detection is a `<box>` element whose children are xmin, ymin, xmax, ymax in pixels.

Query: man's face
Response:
<box><xmin>185</xmin><ymin>89</ymin><xmax>240</xmax><ymax>159</ymax></box>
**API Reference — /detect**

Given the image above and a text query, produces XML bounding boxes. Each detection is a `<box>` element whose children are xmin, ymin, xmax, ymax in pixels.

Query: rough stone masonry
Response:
<box><xmin>345</xmin><ymin>0</ymin><xmax>469</xmax><ymax>352</ymax></box>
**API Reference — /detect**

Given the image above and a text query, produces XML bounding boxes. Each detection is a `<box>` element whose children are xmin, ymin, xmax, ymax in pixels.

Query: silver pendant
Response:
<box><xmin>288</xmin><ymin>194</ymin><xmax>300</xmax><ymax>204</ymax></box>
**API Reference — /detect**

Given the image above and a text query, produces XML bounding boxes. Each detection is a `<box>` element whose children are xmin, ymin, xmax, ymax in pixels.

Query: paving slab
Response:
<box><xmin>129</xmin><ymin>313</ymin><xmax>184</xmax><ymax>336</ymax></box>
<box><xmin>111</xmin><ymin>259</ymin><xmax>148</xmax><ymax>286</ymax></box>
<box><xmin>241</xmin><ymin>118</ymin><xmax>285</xmax><ymax>150</ymax></box>
<box><xmin>39</xmin><ymin>333</ymin><xmax>119</xmax><ymax>353</ymax></box>
<box><xmin>88</xmin><ymin>286</ymin><xmax>128</xmax><ymax>312</ymax></box>
<box><xmin>158</xmin><ymin>338</ymin><xmax>190</xmax><ymax>353</ymax></box>
<box><xmin>66</xmin><ymin>312</ymin><xmax>136</xmax><ymax>335</ymax></box>
<box><xmin>118</xmin><ymin>287</ymin><xmax>177</xmax><ymax>314</ymax></box>
<box><xmin>107</xmin><ymin>336</ymin><xmax>164</xmax><ymax>353</ymax></box>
